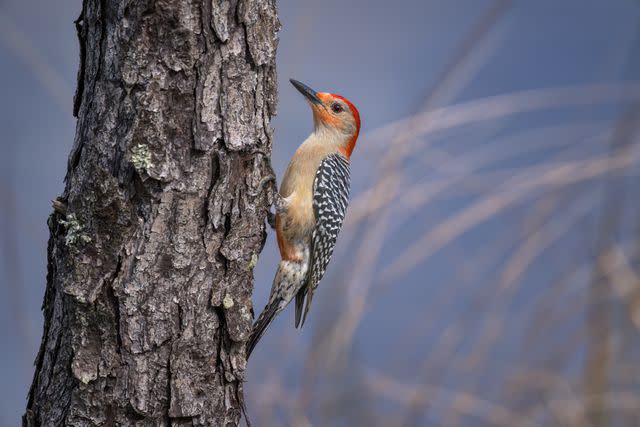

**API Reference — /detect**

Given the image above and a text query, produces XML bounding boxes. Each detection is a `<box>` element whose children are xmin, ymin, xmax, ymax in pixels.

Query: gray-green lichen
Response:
<box><xmin>246</xmin><ymin>254</ymin><xmax>259</xmax><ymax>271</ymax></box>
<box><xmin>59</xmin><ymin>214</ymin><xmax>92</xmax><ymax>247</ymax></box>
<box><xmin>131</xmin><ymin>144</ymin><xmax>154</xmax><ymax>171</ymax></box>
<box><xmin>223</xmin><ymin>294</ymin><xmax>234</xmax><ymax>309</ymax></box>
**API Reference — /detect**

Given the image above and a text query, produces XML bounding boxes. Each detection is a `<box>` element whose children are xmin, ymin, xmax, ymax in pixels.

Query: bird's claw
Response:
<box><xmin>266</xmin><ymin>194</ymin><xmax>286</xmax><ymax>230</ymax></box>
<box><xmin>267</xmin><ymin>211</ymin><xmax>276</xmax><ymax>229</ymax></box>
<box><xmin>274</xmin><ymin>193</ymin><xmax>286</xmax><ymax>214</ymax></box>
<box><xmin>248</xmin><ymin>173</ymin><xmax>276</xmax><ymax>197</ymax></box>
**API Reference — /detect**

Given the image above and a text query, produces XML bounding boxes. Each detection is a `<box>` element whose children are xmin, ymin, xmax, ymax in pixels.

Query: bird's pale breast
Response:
<box><xmin>277</xmin><ymin>136</ymin><xmax>341</xmax><ymax>255</ymax></box>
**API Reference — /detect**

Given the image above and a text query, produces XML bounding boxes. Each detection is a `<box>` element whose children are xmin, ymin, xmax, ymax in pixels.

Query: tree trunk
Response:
<box><xmin>24</xmin><ymin>0</ymin><xmax>278</xmax><ymax>425</ymax></box>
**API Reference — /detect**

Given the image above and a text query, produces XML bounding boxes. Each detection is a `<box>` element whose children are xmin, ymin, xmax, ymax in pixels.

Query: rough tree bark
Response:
<box><xmin>24</xmin><ymin>0</ymin><xmax>278</xmax><ymax>425</ymax></box>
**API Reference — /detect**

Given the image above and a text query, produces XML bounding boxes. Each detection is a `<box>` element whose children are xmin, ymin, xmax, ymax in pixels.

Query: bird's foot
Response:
<box><xmin>274</xmin><ymin>193</ymin><xmax>287</xmax><ymax>214</ymax></box>
<box><xmin>266</xmin><ymin>211</ymin><xmax>276</xmax><ymax>229</ymax></box>
<box><xmin>249</xmin><ymin>173</ymin><xmax>276</xmax><ymax>197</ymax></box>
<box><xmin>266</xmin><ymin>194</ymin><xmax>287</xmax><ymax>230</ymax></box>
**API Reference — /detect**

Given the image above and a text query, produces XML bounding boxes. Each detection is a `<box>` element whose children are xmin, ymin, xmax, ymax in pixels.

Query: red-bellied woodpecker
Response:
<box><xmin>247</xmin><ymin>79</ymin><xmax>361</xmax><ymax>357</ymax></box>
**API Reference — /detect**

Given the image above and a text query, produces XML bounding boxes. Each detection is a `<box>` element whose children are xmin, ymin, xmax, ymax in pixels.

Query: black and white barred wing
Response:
<box><xmin>295</xmin><ymin>153</ymin><xmax>351</xmax><ymax>327</ymax></box>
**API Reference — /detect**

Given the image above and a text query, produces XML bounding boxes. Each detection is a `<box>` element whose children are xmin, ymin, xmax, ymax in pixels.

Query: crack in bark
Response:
<box><xmin>73</xmin><ymin>2</ymin><xmax>87</xmax><ymax>117</ymax></box>
<box><xmin>105</xmin><ymin>255</ymin><xmax>123</xmax><ymax>353</ymax></box>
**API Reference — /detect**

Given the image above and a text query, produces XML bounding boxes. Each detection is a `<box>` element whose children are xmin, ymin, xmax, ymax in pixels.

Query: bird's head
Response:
<box><xmin>290</xmin><ymin>79</ymin><xmax>360</xmax><ymax>158</ymax></box>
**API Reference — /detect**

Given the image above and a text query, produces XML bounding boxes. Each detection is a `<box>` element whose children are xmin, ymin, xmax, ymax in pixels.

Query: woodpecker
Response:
<box><xmin>246</xmin><ymin>79</ymin><xmax>360</xmax><ymax>357</ymax></box>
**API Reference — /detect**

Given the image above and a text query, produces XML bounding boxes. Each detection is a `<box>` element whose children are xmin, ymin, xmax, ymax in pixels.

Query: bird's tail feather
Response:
<box><xmin>246</xmin><ymin>298</ymin><xmax>281</xmax><ymax>359</ymax></box>
<box><xmin>294</xmin><ymin>289</ymin><xmax>306</xmax><ymax>328</ymax></box>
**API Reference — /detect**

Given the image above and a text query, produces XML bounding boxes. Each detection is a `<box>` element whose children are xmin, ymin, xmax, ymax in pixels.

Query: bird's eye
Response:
<box><xmin>331</xmin><ymin>103</ymin><xmax>343</xmax><ymax>113</ymax></box>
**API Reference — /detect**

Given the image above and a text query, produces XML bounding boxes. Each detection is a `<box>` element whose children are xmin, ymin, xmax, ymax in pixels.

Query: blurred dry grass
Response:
<box><xmin>247</xmin><ymin>2</ymin><xmax>640</xmax><ymax>426</ymax></box>
<box><xmin>249</xmin><ymin>92</ymin><xmax>640</xmax><ymax>426</ymax></box>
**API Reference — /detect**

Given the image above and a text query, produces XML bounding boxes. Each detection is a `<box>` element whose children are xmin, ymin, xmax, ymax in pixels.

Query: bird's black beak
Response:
<box><xmin>290</xmin><ymin>79</ymin><xmax>322</xmax><ymax>105</ymax></box>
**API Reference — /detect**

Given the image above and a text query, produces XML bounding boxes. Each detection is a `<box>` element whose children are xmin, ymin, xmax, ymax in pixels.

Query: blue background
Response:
<box><xmin>2</xmin><ymin>1</ymin><xmax>640</xmax><ymax>425</ymax></box>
